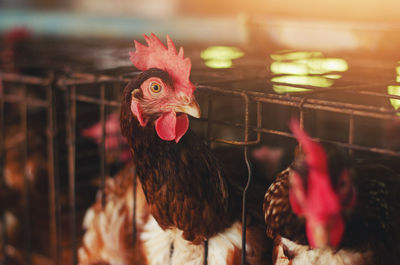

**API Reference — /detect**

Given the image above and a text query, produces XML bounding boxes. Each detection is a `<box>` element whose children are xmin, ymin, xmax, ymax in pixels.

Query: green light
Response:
<box><xmin>271</xmin><ymin>75</ymin><xmax>334</xmax><ymax>88</ymax></box>
<box><xmin>270</xmin><ymin>54</ymin><xmax>348</xmax><ymax>76</ymax></box>
<box><xmin>269</xmin><ymin>51</ymin><xmax>348</xmax><ymax>94</ymax></box>
<box><xmin>270</xmin><ymin>51</ymin><xmax>323</xmax><ymax>62</ymax></box>
<box><xmin>270</xmin><ymin>62</ymin><xmax>308</xmax><ymax>75</ymax></box>
<box><xmin>388</xmin><ymin>85</ymin><xmax>400</xmax><ymax>116</ymax></box>
<box><xmin>323</xmin><ymin>74</ymin><xmax>342</xmax><ymax>79</ymax></box>
<box><xmin>294</xmin><ymin>58</ymin><xmax>348</xmax><ymax>74</ymax></box>
<box><xmin>201</xmin><ymin>46</ymin><xmax>244</xmax><ymax>69</ymax></box>
<box><xmin>273</xmin><ymin>85</ymin><xmax>312</xmax><ymax>94</ymax></box>
<box><xmin>204</xmin><ymin>59</ymin><xmax>233</xmax><ymax>69</ymax></box>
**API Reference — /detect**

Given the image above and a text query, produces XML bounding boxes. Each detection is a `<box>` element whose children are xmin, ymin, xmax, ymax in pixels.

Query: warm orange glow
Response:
<box><xmin>183</xmin><ymin>0</ymin><xmax>400</xmax><ymax>22</ymax></box>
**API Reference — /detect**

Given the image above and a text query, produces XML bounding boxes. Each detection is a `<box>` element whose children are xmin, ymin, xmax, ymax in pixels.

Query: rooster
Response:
<box><xmin>263</xmin><ymin>120</ymin><xmax>400</xmax><ymax>265</ymax></box>
<box><xmin>79</xmin><ymin>33</ymin><xmax>272</xmax><ymax>265</ymax></box>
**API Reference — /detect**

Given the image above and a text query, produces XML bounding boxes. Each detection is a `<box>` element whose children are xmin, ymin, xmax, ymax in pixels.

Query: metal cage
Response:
<box><xmin>1</xmin><ymin>47</ymin><xmax>400</xmax><ymax>265</ymax></box>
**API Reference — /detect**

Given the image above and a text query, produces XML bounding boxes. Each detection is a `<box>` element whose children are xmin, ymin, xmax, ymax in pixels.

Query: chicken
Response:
<box><xmin>79</xmin><ymin>33</ymin><xmax>272</xmax><ymax>265</ymax></box>
<box><xmin>78</xmin><ymin>163</ymin><xmax>148</xmax><ymax>265</ymax></box>
<box><xmin>1</xmin><ymin>27</ymin><xmax>32</xmax><ymax>72</ymax></box>
<box><xmin>263</xmin><ymin>119</ymin><xmax>400</xmax><ymax>265</ymax></box>
<box><xmin>0</xmin><ymin>123</ymin><xmax>53</xmax><ymax>264</ymax></box>
<box><xmin>82</xmin><ymin>112</ymin><xmax>131</xmax><ymax>166</ymax></box>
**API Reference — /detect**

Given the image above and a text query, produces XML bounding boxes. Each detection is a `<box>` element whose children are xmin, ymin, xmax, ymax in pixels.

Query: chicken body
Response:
<box><xmin>78</xmin><ymin>162</ymin><xmax>247</xmax><ymax>265</ymax></box>
<box><xmin>265</xmin><ymin>166</ymin><xmax>400</xmax><ymax>265</ymax></box>
<box><xmin>79</xmin><ymin>34</ymin><xmax>272</xmax><ymax>265</ymax></box>
<box><xmin>264</xmin><ymin>123</ymin><xmax>400</xmax><ymax>265</ymax></box>
<box><xmin>79</xmin><ymin>110</ymin><xmax>270</xmax><ymax>265</ymax></box>
<box><xmin>121</xmin><ymin>110</ymin><xmax>237</xmax><ymax>243</ymax></box>
<box><xmin>120</xmin><ymin>81</ymin><xmax>270</xmax><ymax>265</ymax></box>
<box><xmin>273</xmin><ymin>237</ymin><xmax>372</xmax><ymax>265</ymax></box>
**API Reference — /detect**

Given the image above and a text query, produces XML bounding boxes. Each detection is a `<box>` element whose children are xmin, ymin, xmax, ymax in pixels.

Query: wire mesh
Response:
<box><xmin>0</xmin><ymin>72</ymin><xmax>58</xmax><ymax>265</ymax></box>
<box><xmin>1</xmin><ymin>44</ymin><xmax>400</xmax><ymax>265</ymax></box>
<box><xmin>0</xmin><ymin>76</ymin><xmax>7</xmax><ymax>265</ymax></box>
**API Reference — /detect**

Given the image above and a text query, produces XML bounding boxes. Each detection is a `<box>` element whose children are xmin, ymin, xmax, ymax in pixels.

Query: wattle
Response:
<box><xmin>155</xmin><ymin>112</ymin><xmax>189</xmax><ymax>143</ymax></box>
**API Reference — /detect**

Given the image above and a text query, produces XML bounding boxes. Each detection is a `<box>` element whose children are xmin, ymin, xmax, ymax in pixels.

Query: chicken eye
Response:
<box><xmin>150</xmin><ymin>82</ymin><xmax>162</xmax><ymax>93</ymax></box>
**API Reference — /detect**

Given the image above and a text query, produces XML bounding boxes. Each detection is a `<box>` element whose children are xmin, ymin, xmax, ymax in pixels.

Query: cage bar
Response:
<box><xmin>241</xmin><ymin>93</ymin><xmax>251</xmax><ymax>265</ymax></box>
<box><xmin>0</xmin><ymin>73</ymin><xmax>50</xmax><ymax>86</ymax></box>
<box><xmin>348</xmin><ymin>114</ymin><xmax>355</xmax><ymax>156</ymax></box>
<box><xmin>196</xmin><ymin>84</ymin><xmax>400</xmax><ymax>121</ymax></box>
<box><xmin>66</xmin><ymin>86</ymin><xmax>77</xmax><ymax>265</ymax></box>
<box><xmin>132</xmin><ymin>168</ymin><xmax>137</xmax><ymax>243</ymax></box>
<box><xmin>206</xmin><ymin>94</ymin><xmax>213</xmax><ymax>144</ymax></box>
<box><xmin>1</xmin><ymin>60</ymin><xmax>400</xmax><ymax>265</ymax></box>
<box><xmin>0</xmin><ymin>77</ymin><xmax>7</xmax><ymax>265</ymax></box>
<box><xmin>100</xmin><ymin>84</ymin><xmax>106</xmax><ymax>208</ymax></box>
<box><xmin>20</xmin><ymin>85</ymin><xmax>32</xmax><ymax>265</ymax></box>
<box><xmin>46</xmin><ymin>77</ymin><xmax>61</xmax><ymax>265</ymax></box>
<box><xmin>203</xmin><ymin>239</ymin><xmax>208</xmax><ymax>265</ymax></box>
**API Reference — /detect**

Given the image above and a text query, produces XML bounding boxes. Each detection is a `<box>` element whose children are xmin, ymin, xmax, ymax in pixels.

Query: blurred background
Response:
<box><xmin>2</xmin><ymin>0</ymin><xmax>400</xmax><ymax>43</ymax></box>
<box><xmin>1</xmin><ymin>1</ymin><xmax>400</xmax><ymax>265</ymax></box>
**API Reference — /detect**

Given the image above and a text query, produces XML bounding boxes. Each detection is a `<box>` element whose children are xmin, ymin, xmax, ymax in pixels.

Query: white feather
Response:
<box><xmin>276</xmin><ymin>237</ymin><xmax>373</xmax><ymax>265</ymax></box>
<box><xmin>142</xmin><ymin>216</ymin><xmax>243</xmax><ymax>265</ymax></box>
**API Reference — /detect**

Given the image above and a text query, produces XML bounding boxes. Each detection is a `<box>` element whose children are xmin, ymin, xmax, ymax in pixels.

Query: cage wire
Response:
<box><xmin>1</xmin><ymin>51</ymin><xmax>400</xmax><ymax>265</ymax></box>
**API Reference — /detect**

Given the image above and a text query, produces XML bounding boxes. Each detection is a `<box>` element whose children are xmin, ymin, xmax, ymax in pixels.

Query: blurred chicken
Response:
<box><xmin>264</xmin><ymin>119</ymin><xmax>400</xmax><ymax>265</ymax></box>
<box><xmin>1</xmin><ymin>121</ymin><xmax>51</xmax><ymax>264</ymax></box>
<box><xmin>82</xmin><ymin>112</ymin><xmax>131</xmax><ymax>165</ymax></box>
<box><xmin>1</xmin><ymin>27</ymin><xmax>32</xmax><ymax>73</ymax></box>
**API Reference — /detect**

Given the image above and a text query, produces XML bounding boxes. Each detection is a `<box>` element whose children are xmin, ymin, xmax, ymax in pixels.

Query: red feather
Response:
<box><xmin>129</xmin><ymin>34</ymin><xmax>195</xmax><ymax>96</ymax></box>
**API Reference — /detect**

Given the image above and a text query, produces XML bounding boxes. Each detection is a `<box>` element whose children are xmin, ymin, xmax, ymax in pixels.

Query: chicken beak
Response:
<box><xmin>311</xmin><ymin>223</ymin><xmax>330</xmax><ymax>248</ymax></box>
<box><xmin>175</xmin><ymin>97</ymin><xmax>201</xmax><ymax>118</ymax></box>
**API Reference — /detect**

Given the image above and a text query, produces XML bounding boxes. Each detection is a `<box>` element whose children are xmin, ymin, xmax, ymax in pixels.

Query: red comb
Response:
<box><xmin>4</xmin><ymin>27</ymin><xmax>32</xmax><ymax>44</ymax></box>
<box><xmin>289</xmin><ymin>118</ymin><xmax>327</xmax><ymax>170</ymax></box>
<box><xmin>289</xmin><ymin>119</ymin><xmax>342</xmax><ymax>247</ymax></box>
<box><xmin>130</xmin><ymin>33</ymin><xmax>195</xmax><ymax>95</ymax></box>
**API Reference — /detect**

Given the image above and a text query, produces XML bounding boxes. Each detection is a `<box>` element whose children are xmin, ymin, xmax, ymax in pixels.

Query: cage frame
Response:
<box><xmin>1</xmin><ymin>68</ymin><xmax>400</xmax><ymax>265</ymax></box>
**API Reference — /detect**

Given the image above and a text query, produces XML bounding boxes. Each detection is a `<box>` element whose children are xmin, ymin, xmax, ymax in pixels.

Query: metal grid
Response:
<box><xmin>0</xmin><ymin>72</ymin><xmax>59</xmax><ymax>265</ymax></box>
<box><xmin>60</xmin><ymin>72</ymin><xmax>127</xmax><ymax>265</ymax></box>
<box><xmin>1</xmin><ymin>59</ymin><xmax>400</xmax><ymax>265</ymax></box>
